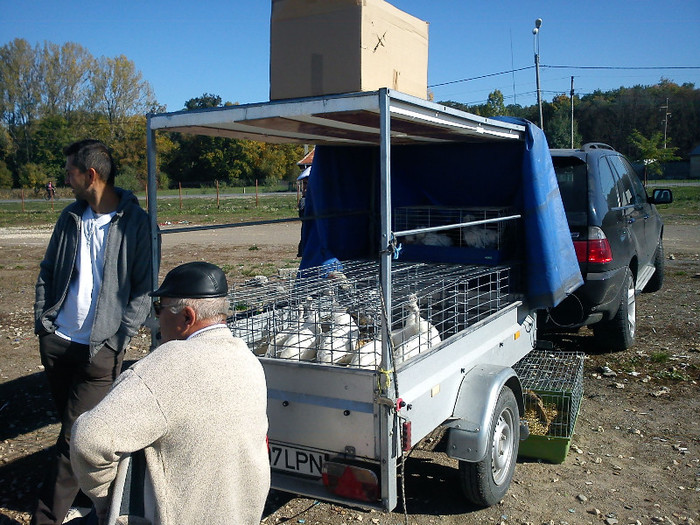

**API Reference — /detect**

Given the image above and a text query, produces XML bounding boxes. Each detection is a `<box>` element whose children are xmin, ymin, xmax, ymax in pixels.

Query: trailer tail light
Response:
<box><xmin>573</xmin><ymin>227</ymin><xmax>613</xmax><ymax>264</ymax></box>
<box><xmin>402</xmin><ymin>421</ymin><xmax>412</xmax><ymax>451</ymax></box>
<box><xmin>322</xmin><ymin>462</ymin><xmax>379</xmax><ymax>502</ymax></box>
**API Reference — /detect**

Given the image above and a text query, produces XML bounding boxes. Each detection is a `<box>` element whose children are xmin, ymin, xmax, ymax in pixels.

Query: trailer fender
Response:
<box><xmin>444</xmin><ymin>364</ymin><xmax>525</xmax><ymax>463</ymax></box>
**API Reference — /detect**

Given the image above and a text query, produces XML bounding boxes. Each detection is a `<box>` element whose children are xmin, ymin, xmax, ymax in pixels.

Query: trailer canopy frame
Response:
<box><xmin>145</xmin><ymin>88</ymin><xmax>526</xmax><ymax>509</ymax></box>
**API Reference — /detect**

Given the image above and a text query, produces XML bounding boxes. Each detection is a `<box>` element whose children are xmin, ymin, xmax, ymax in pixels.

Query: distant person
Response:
<box><xmin>46</xmin><ymin>180</ymin><xmax>55</xmax><ymax>199</ymax></box>
<box><xmin>297</xmin><ymin>172</ymin><xmax>309</xmax><ymax>257</ymax></box>
<box><xmin>71</xmin><ymin>262</ymin><xmax>270</xmax><ymax>525</ymax></box>
<box><xmin>33</xmin><ymin>139</ymin><xmax>154</xmax><ymax>525</ymax></box>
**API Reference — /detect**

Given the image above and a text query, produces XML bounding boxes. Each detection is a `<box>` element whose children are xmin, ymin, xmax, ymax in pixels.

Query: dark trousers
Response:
<box><xmin>32</xmin><ymin>333</ymin><xmax>124</xmax><ymax>525</ymax></box>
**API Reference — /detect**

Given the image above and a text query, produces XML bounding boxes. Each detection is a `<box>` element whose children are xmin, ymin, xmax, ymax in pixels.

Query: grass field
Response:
<box><xmin>0</xmin><ymin>193</ymin><xmax>300</xmax><ymax>228</ymax></box>
<box><xmin>0</xmin><ymin>185</ymin><xmax>697</xmax><ymax>229</ymax></box>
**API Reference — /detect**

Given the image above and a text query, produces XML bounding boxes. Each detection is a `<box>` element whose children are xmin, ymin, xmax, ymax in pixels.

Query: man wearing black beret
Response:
<box><xmin>70</xmin><ymin>262</ymin><xmax>270</xmax><ymax>524</ymax></box>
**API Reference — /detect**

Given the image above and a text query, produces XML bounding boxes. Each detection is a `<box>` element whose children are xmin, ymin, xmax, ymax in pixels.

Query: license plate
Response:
<box><xmin>269</xmin><ymin>443</ymin><xmax>328</xmax><ymax>478</ymax></box>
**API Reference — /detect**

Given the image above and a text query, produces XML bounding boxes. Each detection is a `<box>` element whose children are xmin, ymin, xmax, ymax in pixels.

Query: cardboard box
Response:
<box><xmin>270</xmin><ymin>0</ymin><xmax>429</xmax><ymax>100</ymax></box>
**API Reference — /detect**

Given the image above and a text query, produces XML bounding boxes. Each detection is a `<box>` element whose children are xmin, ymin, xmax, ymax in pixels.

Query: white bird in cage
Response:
<box><xmin>276</xmin><ymin>298</ymin><xmax>320</xmax><ymax>361</ymax></box>
<box><xmin>405</xmin><ymin>227</ymin><xmax>452</xmax><ymax>247</ymax></box>
<box><xmin>317</xmin><ymin>309</ymin><xmax>359</xmax><ymax>365</ymax></box>
<box><xmin>421</xmin><ymin>231</ymin><xmax>453</xmax><ymax>247</ymax></box>
<box><xmin>462</xmin><ymin>226</ymin><xmax>499</xmax><ymax>249</ymax></box>
<box><xmin>391</xmin><ymin>294</ymin><xmax>441</xmax><ymax>364</ymax></box>
<box><xmin>350</xmin><ymin>338</ymin><xmax>382</xmax><ymax>369</ymax></box>
<box><xmin>252</xmin><ymin>304</ymin><xmax>298</xmax><ymax>357</ymax></box>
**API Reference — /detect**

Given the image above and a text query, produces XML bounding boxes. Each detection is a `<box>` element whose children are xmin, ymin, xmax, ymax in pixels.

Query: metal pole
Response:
<box><xmin>570</xmin><ymin>76</ymin><xmax>575</xmax><ymax>148</ymax></box>
<box><xmin>378</xmin><ymin>87</ymin><xmax>397</xmax><ymax>512</ymax></box>
<box><xmin>661</xmin><ymin>98</ymin><xmax>670</xmax><ymax>149</ymax></box>
<box><xmin>535</xmin><ymin>53</ymin><xmax>543</xmax><ymax>129</ymax></box>
<box><xmin>533</xmin><ymin>19</ymin><xmax>543</xmax><ymax>130</ymax></box>
<box><xmin>146</xmin><ymin>115</ymin><xmax>160</xmax><ymax>349</ymax></box>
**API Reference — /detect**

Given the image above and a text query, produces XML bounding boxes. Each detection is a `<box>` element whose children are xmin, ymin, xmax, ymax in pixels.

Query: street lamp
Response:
<box><xmin>532</xmin><ymin>18</ymin><xmax>543</xmax><ymax>130</ymax></box>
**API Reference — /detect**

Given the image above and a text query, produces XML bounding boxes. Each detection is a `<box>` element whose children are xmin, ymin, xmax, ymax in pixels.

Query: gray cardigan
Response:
<box><xmin>34</xmin><ymin>188</ymin><xmax>153</xmax><ymax>358</ymax></box>
<box><xmin>71</xmin><ymin>326</ymin><xmax>270</xmax><ymax>525</ymax></box>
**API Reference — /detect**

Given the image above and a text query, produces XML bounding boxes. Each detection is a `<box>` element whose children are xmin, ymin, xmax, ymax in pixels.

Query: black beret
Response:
<box><xmin>150</xmin><ymin>262</ymin><xmax>228</xmax><ymax>298</ymax></box>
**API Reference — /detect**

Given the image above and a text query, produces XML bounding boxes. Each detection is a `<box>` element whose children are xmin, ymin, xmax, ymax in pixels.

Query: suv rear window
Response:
<box><xmin>552</xmin><ymin>157</ymin><xmax>587</xmax><ymax>226</ymax></box>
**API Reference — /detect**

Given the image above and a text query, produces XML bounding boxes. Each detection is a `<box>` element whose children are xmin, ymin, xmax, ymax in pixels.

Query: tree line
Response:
<box><xmin>443</xmin><ymin>78</ymin><xmax>699</xmax><ymax>175</ymax></box>
<box><xmin>0</xmin><ymin>39</ymin><xmax>303</xmax><ymax>192</ymax></box>
<box><xmin>2</xmin><ymin>37</ymin><xmax>698</xmax><ymax>191</ymax></box>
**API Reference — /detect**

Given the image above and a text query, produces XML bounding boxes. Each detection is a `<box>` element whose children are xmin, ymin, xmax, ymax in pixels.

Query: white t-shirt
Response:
<box><xmin>56</xmin><ymin>207</ymin><xmax>116</xmax><ymax>344</ymax></box>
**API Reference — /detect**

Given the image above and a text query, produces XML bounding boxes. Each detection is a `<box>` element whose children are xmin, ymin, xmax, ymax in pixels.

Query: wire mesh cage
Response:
<box><xmin>394</xmin><ymin>206</ymin><xmax>518</xmax><ymax>250</ymax></box>
<box><xmin>227</xmin><ymin>260</ymin><xmax>517</xmax><ymax>369</ymax></box>
<box><xmin>513</xmin><ymin>351</ymin><xmax>585</xmax><ymax>463</ymax></box>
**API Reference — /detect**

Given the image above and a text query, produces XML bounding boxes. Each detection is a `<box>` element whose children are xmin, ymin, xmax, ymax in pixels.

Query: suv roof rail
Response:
<box><xmin>581</xmin><ymin>142</ymin><xmax>616</xmax><ymax>152</ymax></box>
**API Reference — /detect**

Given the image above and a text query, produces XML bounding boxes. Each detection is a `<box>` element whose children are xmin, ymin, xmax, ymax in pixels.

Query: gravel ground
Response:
<box><xmin>0</xmin><ymin>222</ymin><xmax>698</xmax><ymax>525</ymax></box>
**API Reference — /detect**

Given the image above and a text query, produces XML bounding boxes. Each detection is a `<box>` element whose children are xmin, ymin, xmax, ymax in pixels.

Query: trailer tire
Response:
<box><xmin>458</xmin><ymin>385</ymin><xmax>519</xmax><ymax>507</ymax></box>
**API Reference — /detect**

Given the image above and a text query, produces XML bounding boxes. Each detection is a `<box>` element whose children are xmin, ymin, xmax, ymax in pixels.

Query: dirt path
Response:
<box><xmin>4</xmin><ymin>222</ymin><xmax>698</xmax><ymax>252</ymax></box>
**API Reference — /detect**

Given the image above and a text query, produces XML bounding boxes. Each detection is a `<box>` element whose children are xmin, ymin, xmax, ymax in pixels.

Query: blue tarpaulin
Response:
<box><xmin>299</xmin><ymin>120</ymin><xmax>582</xmax><ymax>309</ymax></box>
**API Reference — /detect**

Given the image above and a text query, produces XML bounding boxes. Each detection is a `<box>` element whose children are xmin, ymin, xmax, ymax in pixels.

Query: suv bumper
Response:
<box><xmin>543</xmin><ymin>265</ymin><xmax>627</xmax><ymax>329</ymax></box>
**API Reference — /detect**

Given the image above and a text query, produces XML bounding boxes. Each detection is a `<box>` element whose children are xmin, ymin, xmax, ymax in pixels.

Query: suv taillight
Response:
<box><xmin>573</xmin><ymin>226</ymin><xmax>613</xmax><ymax>264</ymax></box>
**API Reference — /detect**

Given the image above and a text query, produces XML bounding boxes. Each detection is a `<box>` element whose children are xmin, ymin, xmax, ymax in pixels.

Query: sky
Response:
<box><xmin>1</xmin><ymin>1</ymin><xmax>699</xmax><ymax>113</ymax></box>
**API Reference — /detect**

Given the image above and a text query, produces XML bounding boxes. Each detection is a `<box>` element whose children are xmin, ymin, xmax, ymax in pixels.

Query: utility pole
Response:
<box><xmin>532</xmin><ymin>18</ymin><xmax>543</xmax><ymax>130</ymax></box>
<box><xmin>660</xmin><ymin>98</ymin><xmax>671</xmax><ymax>149</ymax></box>
<box><xmin>570</xmin><ymin>76</ymin><xmax>575</xmax><ymax>148</ymax></box>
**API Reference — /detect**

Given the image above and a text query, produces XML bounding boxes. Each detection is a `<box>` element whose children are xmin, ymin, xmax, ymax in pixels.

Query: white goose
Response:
<box><xmin>276</xmin><ymin>298</ymin><xmax>321</xmax><ymax>361</ymax></box>
<box><xmin>317</xmin><ymin>309</ymin><xmax>359</xmax><ymax>365</ymax></box>
<box><xmin>391</xmin><ymin>294</ymin><xmax>441</xmax><ymax>364</ymax></box>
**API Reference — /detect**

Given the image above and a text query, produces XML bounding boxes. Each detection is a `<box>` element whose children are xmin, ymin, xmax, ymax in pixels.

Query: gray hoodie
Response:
<box><xmin>35</xmin><ymin>188</ymin><xmax>154</xmax><ymax>358</ymax></box>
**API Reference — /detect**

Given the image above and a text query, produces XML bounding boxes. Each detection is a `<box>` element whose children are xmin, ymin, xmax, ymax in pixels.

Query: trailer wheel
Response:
<box><xmin>459</xmin><ymin>386</ymin><xmax>519</xmax><ymax>507</ymax></box>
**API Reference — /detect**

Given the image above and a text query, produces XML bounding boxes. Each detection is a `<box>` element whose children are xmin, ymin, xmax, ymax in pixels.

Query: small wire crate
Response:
<box><xmin>227</xmin><ymin>260</ymin><xmax>517</xmax><ymax>369</ymax></box>
<box><xmin>393</xmin><ymin>206</ymin><xmax>519</xmax><ymax>264</ymax></box>
<box><xmin>513</xmin><ymin>351</ymin><xmax>584</xmax><ymax>463</ymax></box>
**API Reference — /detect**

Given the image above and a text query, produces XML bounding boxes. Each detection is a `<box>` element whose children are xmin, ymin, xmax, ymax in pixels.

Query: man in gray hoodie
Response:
<box><xmin>33</xmin><ymin>139</ymin><xmax>154</xmax><ymax>524</ymax></box>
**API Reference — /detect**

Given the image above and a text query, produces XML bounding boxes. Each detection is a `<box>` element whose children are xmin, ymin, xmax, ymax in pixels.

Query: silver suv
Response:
<box><xmin>543</xmin><ymin>143</ymin><xmax>673</xmax><ymax>350</ymax></box>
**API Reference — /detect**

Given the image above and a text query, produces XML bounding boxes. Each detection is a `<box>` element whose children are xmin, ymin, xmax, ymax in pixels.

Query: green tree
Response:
<box><xmin>32</xmin><ymin>114</ymin><xmax>72</xmax><ymax>183</ymax></box>
<box><xmin>165</xmin><ymin>94</ymin><xmax>302</xmax><ymax>187</ymax></box>
<box><xmin>0</xmin><ymin>38</ymin><xmax>41</xmax><ymax>163</ymax></box>
<box><xmin>0</xmin><ymin>159</ymin><xmax>12</xmax><ymax>188</ymax></box>
<box><xmin>628</xmin><ymin>129</ymin><xmax>681</xmax><ymax>177</ymax></box>
<box><xmin>115</xmin><ymin>164</ymin><xmax>142</xmax><ymax>192</ymax></box>
<box><xmin>545</xmin><ymin>95</ymin><xmax>582</xmax><ymax>148</ymax></box>
<box><xmin>484</xmin><ymin>90</ymin><xmax>506</xmax><ymax>117</ymax></box>
<box><xmin>17</xmin><ymin>162</ymin><xmax>46</xmax><ymax>188</ymax></box>
<box><xmin>185</xmin><ymin>93</ymin><xmax>221</xmax><ymax>111</ymax></box>
<box><xmin>40</xmin><ymin>41</ymin><xmax>93</xmax><ymax>117</ymax></box>
<box><xmin>89</xmin><ymin>55</ymin><xmax>156</xmax><ymax>138</ymax></box>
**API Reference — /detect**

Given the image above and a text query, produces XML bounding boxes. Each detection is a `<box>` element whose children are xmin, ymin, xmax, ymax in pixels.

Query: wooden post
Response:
<box><xmin>216</xmin><ymin>180</ymin><xmax>220</xmax><ymax>208</ymax></box>
<box><xmin>255</xmin><ymin>179</ymin><xmax>259</xmax><ymax>207</ymax></box>
<box><xmin>179</xmin><ymin>182</ymin><xmax>183</xmax><ymax>210</ymax></box>
<box><xmin>21</xmin><ymin>189</ymin><xmax>25</xmax><ymax>212</ymax></box>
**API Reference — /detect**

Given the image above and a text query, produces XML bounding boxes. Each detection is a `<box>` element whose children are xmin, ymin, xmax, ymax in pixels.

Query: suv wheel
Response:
<box><xmin>643</xmin><ymin>240</ymin><xmax>664</xmax><ymax>293</ymax></box>
<box><xmin>593</xmin><ymin>269</ymin><xmax>636</xmax><ymax>351</ymax></box>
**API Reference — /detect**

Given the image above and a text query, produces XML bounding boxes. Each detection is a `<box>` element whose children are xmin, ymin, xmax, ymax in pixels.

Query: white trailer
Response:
<box><xmin>145</xmin><ymin>89</ymin><xmax>581</xmax><ymax>511</ymax></box>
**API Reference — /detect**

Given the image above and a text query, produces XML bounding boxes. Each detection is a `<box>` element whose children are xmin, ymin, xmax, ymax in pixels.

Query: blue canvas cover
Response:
<box><xmin>298</xmin><ymin>120</ymin><xmax>582</xmax><ymax>309</ymax></box>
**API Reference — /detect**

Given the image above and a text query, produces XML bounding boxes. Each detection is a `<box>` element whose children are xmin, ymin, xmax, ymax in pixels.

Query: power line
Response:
<box><xmin>429</xmin><ymin>64</ymin><xmax>700</xmax><ymax>89</ymax></box>
<box><xmin>543</xmin><ymin>65</ymin><xmax>700</xmax><ymax>71</ymax></box>
<box><xmin>429</xmin><ymin>66</ymin><xmax>533</xmax><ymax>88</ymax></box>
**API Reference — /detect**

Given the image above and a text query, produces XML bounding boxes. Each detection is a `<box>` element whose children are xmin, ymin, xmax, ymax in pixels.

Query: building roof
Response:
<box><xmin>297</xmin><ymin>148</ymin><xmax>315</xmax><ymax>166</ymax></box>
